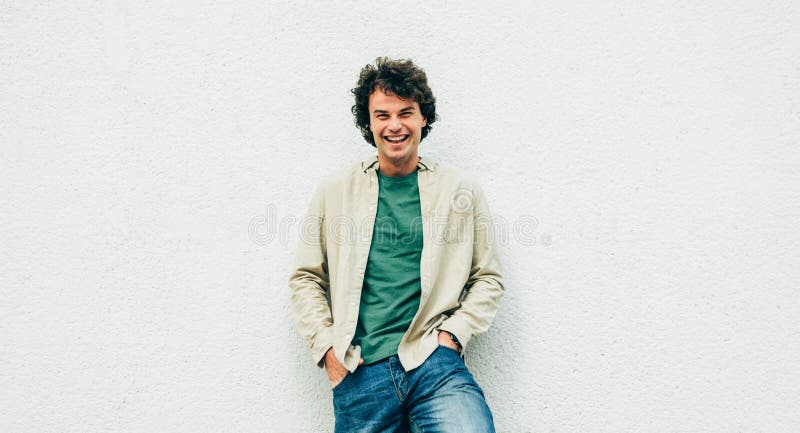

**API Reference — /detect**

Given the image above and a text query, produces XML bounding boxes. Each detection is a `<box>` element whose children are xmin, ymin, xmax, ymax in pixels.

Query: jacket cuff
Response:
<box><xmin>311</xmin><ymin>326</ymin><xmax>333</xmax><ymax>368</ymax></box>
<box><xmin>438</xmin><ymin>316</ymin><xmax>473</xmax><ymax>351</ymax></box>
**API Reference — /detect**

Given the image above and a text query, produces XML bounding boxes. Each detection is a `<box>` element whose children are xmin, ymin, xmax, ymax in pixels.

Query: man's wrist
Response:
<box><xmin>448</xmin><ymin>331</ymin><xmax>463</xmax><ymax>352</ymax></box>
<box><xmin>439</xmin><ymin>330</ymin><xmax>463</xmax><ymax>353</ymax></box>
<box><xmin>323</xmin><ymin>347</ymin><xmax>335</xmax><ymax>366</ymax></box>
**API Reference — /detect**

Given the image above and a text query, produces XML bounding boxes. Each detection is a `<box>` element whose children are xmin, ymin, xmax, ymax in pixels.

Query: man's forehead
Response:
<box><xmin>369</xmin><ymin>89</ymin><xmax>418</xmax><ymax>111</ymax></box>
<box><xmin>371</xmin><ymin>84</ymin><xmax>405</xmax><ymax>96</ymax></box>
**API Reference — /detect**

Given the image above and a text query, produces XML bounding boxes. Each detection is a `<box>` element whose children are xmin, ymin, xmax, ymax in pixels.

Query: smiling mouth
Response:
<box><xmin>384</xmin><ymin>135</ymin><xmax>409</xmax><ymax>144</ymax></box>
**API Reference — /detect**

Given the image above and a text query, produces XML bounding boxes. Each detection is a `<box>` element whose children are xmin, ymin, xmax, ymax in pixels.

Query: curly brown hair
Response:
<box><xmin>351</xmin><ymin>57</ymin><xmax>438</xmax><ymax>146</ymax></box>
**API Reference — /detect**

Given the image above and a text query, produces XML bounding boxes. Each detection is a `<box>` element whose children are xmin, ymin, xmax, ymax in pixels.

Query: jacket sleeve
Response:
<box><xmin>438</xmin><ymin>183</ymin><xmax>505</xmax><ymax>350</ymax></box>
<box><xmin>288</xmin><ymin>185</ymin><xmax>333</xmax><ymax>367</ymax></box>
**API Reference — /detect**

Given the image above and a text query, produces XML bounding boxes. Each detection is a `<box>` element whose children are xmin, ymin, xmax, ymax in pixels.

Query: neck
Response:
<box><xmin>377</xmin><ymin>154</ymin><xmax>419</xmax><ymax>177</ymax></box>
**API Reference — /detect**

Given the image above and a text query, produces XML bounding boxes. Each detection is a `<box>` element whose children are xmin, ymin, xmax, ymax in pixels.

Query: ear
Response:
<box><xmin>422</xmin><ymin>117</ymin><xmax>428</xmax><ymax>127</ymax></box>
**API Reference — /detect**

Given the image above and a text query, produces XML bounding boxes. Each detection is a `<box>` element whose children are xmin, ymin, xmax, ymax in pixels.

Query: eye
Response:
<box><xmin>376</xmin><ymin>114</ymin><xmax>388</xmax><ymax>120</ymax></box>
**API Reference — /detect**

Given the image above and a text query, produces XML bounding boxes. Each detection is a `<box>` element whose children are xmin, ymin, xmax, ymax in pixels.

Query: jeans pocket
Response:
<box><xmin>331</xmin><ymin>371</ymin><xmax>352</xmax><ymax>393</ymax></box>
<box><xmin>437</xmin><ymin>344</ymin><xmax>461</xmax><ymax>354</ymax></box>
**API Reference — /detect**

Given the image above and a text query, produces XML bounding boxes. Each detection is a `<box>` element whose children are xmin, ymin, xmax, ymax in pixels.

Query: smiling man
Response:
<box><xmin>367</xmin><ymin>88</ymin><xmax>426</xmax><ymax>176</ymax></box>
<box><xmin>289</xmin><ymin>57</ymin><xmax>505</xmax><ymax>433</ymax></box>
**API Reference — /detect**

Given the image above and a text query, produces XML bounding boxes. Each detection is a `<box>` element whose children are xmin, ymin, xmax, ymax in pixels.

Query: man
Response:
<box><xmin>289</xmin><ymin>57</ymin><xmax>504</xmax><ymax>432</ymax></box>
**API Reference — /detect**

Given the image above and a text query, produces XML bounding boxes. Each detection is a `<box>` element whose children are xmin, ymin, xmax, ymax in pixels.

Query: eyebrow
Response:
<box><xmin>373</xmin><ymin>106</ymin><xmax>416</xmax><ymax>114</ymax></box>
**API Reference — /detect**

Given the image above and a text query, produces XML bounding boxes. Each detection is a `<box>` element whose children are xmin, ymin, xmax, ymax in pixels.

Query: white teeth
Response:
<box><xmin>385</xmin><ymin>136</ymin><xmax>408</xmax><ymax>142</ymax></box>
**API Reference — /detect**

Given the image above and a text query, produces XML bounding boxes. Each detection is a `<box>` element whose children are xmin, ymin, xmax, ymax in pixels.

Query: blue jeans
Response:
<box><xmin>332</xmin><ymin>345</ymin><xmax>496</xmax><ymax>433</ymax></box>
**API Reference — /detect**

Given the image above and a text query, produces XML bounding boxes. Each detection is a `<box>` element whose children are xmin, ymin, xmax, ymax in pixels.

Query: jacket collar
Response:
<box><xmin>361</xmin><ymin>155</ymin><xmax>437</xmax><ymax>173</ymax></box>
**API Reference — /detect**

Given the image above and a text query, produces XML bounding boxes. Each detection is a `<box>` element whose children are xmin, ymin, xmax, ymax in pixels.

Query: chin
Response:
<box><xmin>386</xmin><ymin>149</ymin><xmax>411</xmax><ymax>160</ymax></box>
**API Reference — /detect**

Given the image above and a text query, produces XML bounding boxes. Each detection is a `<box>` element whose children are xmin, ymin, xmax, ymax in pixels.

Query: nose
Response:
<box><xmin>388</xmin><ymin>116</ymin><xmax>402</xmax><ymax>131</ymax></box>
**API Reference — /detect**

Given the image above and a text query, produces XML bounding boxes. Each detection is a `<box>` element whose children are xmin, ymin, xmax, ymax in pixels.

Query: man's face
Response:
<box><xmin>368</xmin><ymin>88</ymin><xmax>427</xmax><ymax>169</ymax></box>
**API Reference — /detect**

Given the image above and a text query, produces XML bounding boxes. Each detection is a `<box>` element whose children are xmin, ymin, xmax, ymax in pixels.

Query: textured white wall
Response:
<box><xmin>2</xmin><ymin>1</ymin><xmax>798</xmax><ymax>432</ymax></box>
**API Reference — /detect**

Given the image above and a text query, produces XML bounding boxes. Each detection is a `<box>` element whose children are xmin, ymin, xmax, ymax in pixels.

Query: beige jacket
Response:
<box><xmin>289</xmin><ymin>155</ymin><xmax>504</xmax><ymax>372</ymax></box>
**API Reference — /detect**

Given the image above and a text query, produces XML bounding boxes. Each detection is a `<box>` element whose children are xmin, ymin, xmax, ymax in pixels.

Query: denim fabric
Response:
<box><xmin>332</xmin><ymin>346</ymin><xmax>496</xmax><ymax>433</ymax></box>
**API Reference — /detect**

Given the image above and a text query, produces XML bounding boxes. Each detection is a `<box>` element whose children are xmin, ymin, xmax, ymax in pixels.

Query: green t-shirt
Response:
<box><xmin>353</xmin><ymin>169</ymin><xmax>423</xmax><ymax>364</ymax></box>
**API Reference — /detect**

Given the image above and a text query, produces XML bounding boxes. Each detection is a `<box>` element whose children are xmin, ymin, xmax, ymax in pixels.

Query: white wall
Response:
<box><xmin>2</xmin><ymin>1</ymin><xmax>798</xmax><ymax>432</ymax></box>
